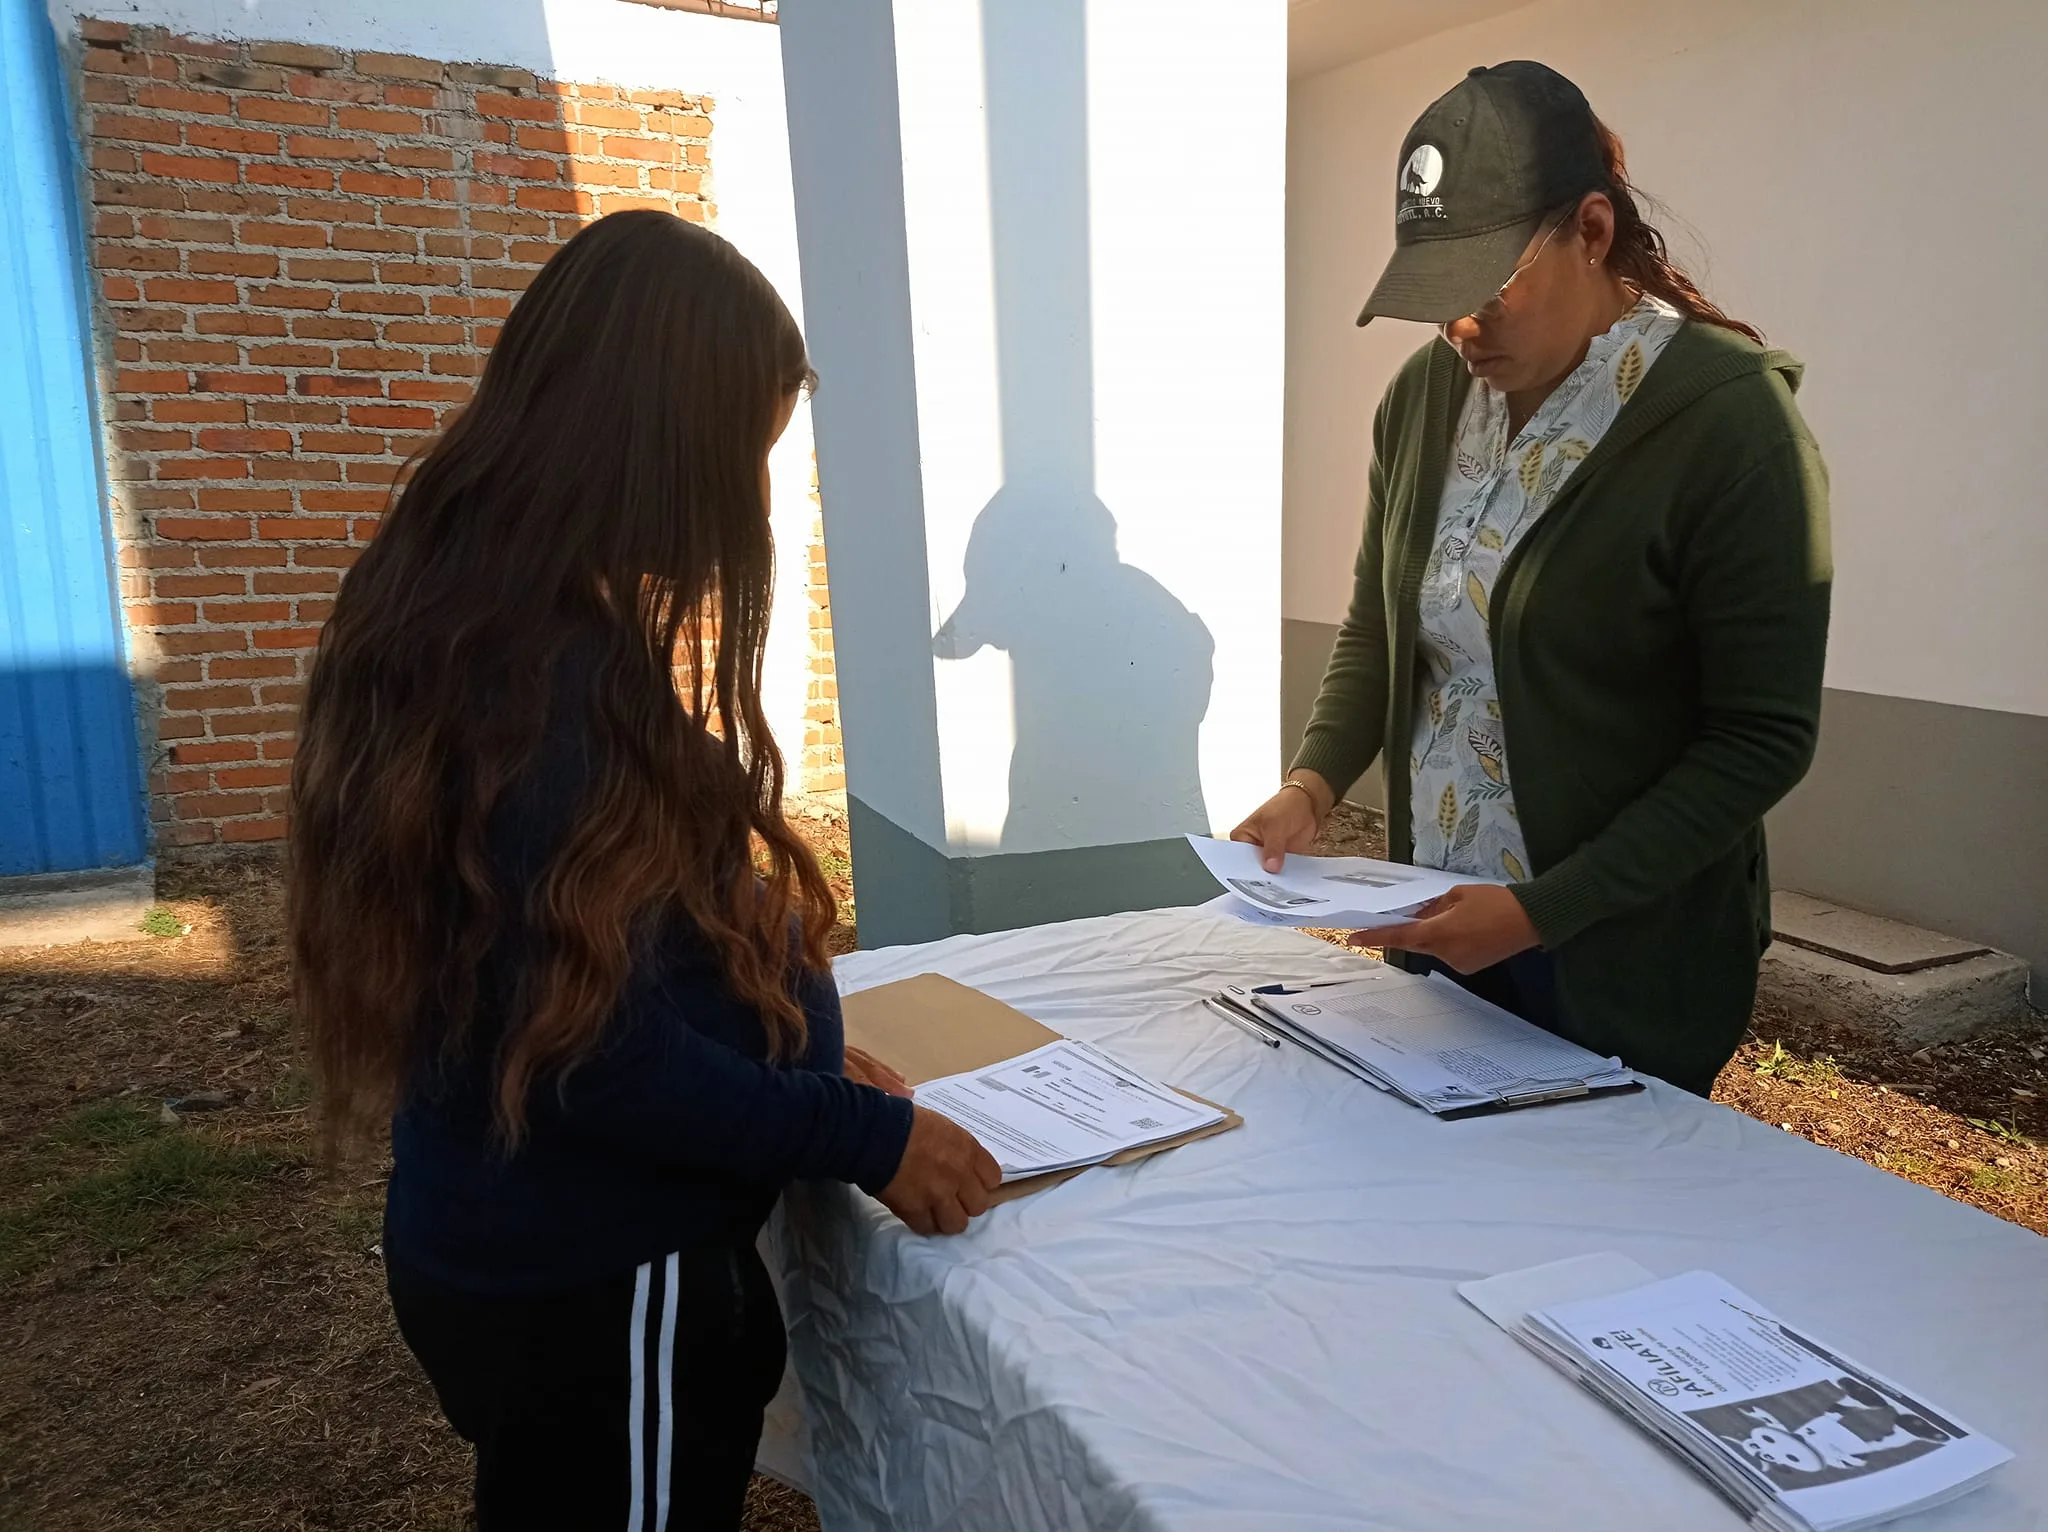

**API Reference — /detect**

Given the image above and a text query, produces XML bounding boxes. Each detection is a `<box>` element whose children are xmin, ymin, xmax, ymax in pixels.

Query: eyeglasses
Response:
<box><xmin>1451</xmin><ymin>212</ymin><xmax>1571</xmax><ymax>324</ymax></box>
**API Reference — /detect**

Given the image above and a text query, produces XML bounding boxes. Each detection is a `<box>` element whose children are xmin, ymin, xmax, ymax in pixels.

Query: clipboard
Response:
<box><xmin>1430</xmin><ymin>1079</ymin><xmax>1643</xmax><ymax>1120</ymax></box>
<box><xmin>840</xmin><ymin>973</ymin><xmax>1243</xmax><ymax>1204</ymax></box>
<box><xmin>1240</xmin><ymin>978</ymin><xmax>1644</xmax><ymax>1118</ymax></box>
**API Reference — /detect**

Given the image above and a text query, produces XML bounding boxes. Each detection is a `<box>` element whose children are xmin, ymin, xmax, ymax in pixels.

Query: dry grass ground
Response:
<box><xmin>1</xmin><ymin>805</ymin><xmax>2039</xmax><ymax>1529</ymax></box>
<box><xmin>0</xmin><ymin>834</ymin><xmax>849</xmax><ymax>1532</ymax></box>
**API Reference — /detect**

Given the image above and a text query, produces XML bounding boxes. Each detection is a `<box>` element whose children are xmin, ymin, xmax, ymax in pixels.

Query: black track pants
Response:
<box><xmin>388</xmin><ymin>1243</ymin><xmax>788</xmax><ymax>1532</ymax></box>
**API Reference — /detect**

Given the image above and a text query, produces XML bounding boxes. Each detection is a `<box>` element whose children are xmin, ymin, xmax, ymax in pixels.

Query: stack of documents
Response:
<box><xmin>1461</xmin><ymin>1258</ymin><xmax>2013</xmax><ymax>1532</ymax></box>
<box><xmin>840</xmin><ymin>973</ymin><xmax>1240</xmax><ymax>1198</ymax></box>
<box><xmin>914</xmin><ymin>1038</ymin><xmax>1228</xmax><ymax>1183</ymax></box>
<box><xmin>1186</xmin><ymin>835</ymin><xmax>1499</xmax><ymax>930</ymax></box>
<box><xmin>1245</xmin><ymin>968</ymin><xmax>1638</xmax><ymax>1115</ymax></box>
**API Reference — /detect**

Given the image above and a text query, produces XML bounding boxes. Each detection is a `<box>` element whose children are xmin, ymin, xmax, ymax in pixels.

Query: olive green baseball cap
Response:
<box><xmin>1358</xmin><ymin>61</ymin><xmax>1607</xmax><ymax>326</ymax></box>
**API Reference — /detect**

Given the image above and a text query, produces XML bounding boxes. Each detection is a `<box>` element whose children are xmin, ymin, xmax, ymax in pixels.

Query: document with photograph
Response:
<box><xmin>1195</xmin><ymin>892</ymin><xmax>1305</xmax><ymax>928</ymax></box>
<box><xmin>1509</xmin><ymin>1268</ymin><xmax>2012</xmax><ymax>1532</ymax></box>
<box><xmin>913</xmin><ymin>1039</ymin><xmax>1226</xmax><ymax>1183</ymax></box>
<box><xmin>1185</xmin><ymin>835</ymin><xmax>1498</xmax><ymax>929</ymax></box>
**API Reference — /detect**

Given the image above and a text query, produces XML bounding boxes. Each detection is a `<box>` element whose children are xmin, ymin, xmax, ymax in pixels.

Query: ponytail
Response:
<box><xmin>1593</xmin><ymin>118</ymin><xmax>1764</xmax><ymax>344</ymax></box>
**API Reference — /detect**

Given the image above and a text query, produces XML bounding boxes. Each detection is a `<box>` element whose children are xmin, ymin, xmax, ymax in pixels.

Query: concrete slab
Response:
<box><xmin>1761</xmin><ymin>890</ymin><xmax>2035</xmax><ymax>1046</ymax></box>
<box><xmin>0</xmin><ymin>865</ymin><xmax>156</xmax><ymax>950</ymax></box>
<box><xmin>1771</xmin><ymin>890</ymin><xmax>1990</xmax><ymax>974</ymax></box>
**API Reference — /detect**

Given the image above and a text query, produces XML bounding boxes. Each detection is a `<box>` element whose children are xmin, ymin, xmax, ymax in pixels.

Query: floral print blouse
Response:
<box><xmin>1409</xmin><ymin>294</ymin><xmax>1684</xmax><ymax>882</ymax></box>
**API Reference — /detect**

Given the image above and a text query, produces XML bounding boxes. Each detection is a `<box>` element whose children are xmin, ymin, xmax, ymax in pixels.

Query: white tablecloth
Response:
<box><xmin>759</xmin><ymin>909</ymin><xmax>2048</xmax><ymax>1531</ymax></box>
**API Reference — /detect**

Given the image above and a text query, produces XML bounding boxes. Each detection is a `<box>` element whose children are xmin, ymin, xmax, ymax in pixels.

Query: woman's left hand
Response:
<box><xmin>1361</xmin><ymin>884</ymin><xmax>1542</xmax><ymax>974</ymax></box>
<box><xmin>844</xmin><ymin>1045</ymin><xmax>912</xmax><ymax>1098</ymax></box>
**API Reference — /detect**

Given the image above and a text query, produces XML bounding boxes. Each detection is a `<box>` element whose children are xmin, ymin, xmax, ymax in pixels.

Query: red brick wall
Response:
<box><xmin>78</xmin><ymin>21</ymin><xmax>717</xmax><ymax>848</ymax></box>
<box><xmin>802</xmin><ymin>490</ymin><xmax>845</xmax><ymax>799</ymax></box>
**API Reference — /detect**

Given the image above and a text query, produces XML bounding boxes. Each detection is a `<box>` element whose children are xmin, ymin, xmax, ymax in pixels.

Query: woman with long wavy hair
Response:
<box><xmin>288</xmin><ymin>210</ymin><xmax>998</xmax><ymax>1530</ymax></box>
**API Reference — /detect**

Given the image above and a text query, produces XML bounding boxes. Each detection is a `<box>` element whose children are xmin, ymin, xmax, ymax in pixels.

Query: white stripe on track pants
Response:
<box><xmin>388</xmin><ymin>1242</ymin><xmax>787</xmax><ymax>1531</ymax></box>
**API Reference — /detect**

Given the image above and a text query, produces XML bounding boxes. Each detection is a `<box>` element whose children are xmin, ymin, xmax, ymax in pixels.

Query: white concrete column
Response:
<box><xmin>780</xmin><ymin>0</ymin><xmax>1285</xmax><ymax>944</ymax></box>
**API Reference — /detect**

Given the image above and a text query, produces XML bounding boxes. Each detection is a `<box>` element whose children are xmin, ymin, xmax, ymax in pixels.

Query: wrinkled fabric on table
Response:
<box><xmin>757</xmin><ymin>909</ymin><xmax>2048</xmax><ymax>1531</ymax></box>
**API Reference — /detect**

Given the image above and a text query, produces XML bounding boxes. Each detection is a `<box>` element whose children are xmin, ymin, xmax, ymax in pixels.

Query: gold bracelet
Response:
<box><xmin>1279</xmin><ymin>778</ymin><xmax>1325</xmax><ymax>825</ymax></box>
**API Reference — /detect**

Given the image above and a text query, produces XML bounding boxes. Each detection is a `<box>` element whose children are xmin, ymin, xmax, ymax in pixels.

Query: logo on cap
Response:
<box><xmin>1402</xmin><ymin>144</ymin><xmax>1444</xmax><ymax>197</ymax></box>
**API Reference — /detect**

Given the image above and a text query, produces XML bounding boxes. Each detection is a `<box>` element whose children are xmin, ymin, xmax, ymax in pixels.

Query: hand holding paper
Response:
<box><xmin>1365</xmin><ymin>882</ymin><xmax>1542</xmax><ymax>973</ymax></box>
<box><xmin>1187</xmin><ymin>835</ymin><xmax>1501</xmax><ymax>931</ymax></box>
<box><xmin>914</xmin><ymin>1040</ymin><xmax>1227</xmax><ymax>1183</ymax></box>
<box><xmin>840</xmin><ymin>974</ymin><xmax>1242</xmax><ymax>1204</ymax></box>
<box><xmin>876</xmin><ymin>1106</ymin><xmax>1001</xmax><ymax>1236</ymax></box>
<box><xmin>1228</xmin><ymin>774</ymin><xmax>1329</xmax><ymax>872</ymax></box>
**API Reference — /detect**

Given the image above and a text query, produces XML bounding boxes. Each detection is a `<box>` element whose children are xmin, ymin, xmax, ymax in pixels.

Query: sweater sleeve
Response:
<box><xmin>547</xmin><ymin>955</ymin><xmax>915</xmax><ymax>1196</ymax></box>
<box><xmin>1290</xmin><ymin>393</ymin><xmax>1393</xmax><ymax>798</ymax></box>
<box><xmin>1512</xmin><ymin>432</ymin><xmax>1832</xmax><ymax>947</ymax></box>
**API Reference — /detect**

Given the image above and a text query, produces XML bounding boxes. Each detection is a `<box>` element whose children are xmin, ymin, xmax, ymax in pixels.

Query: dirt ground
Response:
<box><xmin>1</xmin><ymin>805</ymin><xmax>2041</xmax><ymax>1529</ymax></box>
<box><xmin>0</xmin><ymin>828</ymin><xmax>853</xmax><ymax>1532</ymax></box>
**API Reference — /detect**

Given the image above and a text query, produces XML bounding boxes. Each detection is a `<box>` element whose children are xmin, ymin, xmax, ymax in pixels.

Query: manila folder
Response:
<box><xmin>838</xmin><ymin>972</ymin><xmax>1241</xmax><ymax>1201</ymax></box>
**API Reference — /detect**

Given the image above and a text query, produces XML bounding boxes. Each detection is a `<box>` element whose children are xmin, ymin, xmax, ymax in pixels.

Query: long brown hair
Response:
<box><xmin>1593</xmin><ymin>117</ymin><xmax>1763</xmax><ymax>344</ymax></box>
<box><xmin>289</xmin><ymin>210</ymin><xmax>830</xmax><ymax>1152</ymax></box>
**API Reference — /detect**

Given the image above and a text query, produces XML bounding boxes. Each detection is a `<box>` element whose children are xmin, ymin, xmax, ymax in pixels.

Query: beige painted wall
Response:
<box><xmin>1285</xmin><ymin>0</ymin><xmax>2048</xmax><ymax>723</ymax></box>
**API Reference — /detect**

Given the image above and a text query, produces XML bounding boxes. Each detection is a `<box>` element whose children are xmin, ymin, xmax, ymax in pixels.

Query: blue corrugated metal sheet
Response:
<box><xmin>0</xmin><ymin>0</ymin><xmax>147</xmax><ymax>875</ymax></box>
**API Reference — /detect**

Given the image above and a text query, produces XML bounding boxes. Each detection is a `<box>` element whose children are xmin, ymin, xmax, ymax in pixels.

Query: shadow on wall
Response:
<box><xmin>934</xmin><ymin>484</ymin><xmax>1213</xmax><ymax>851</ymax></box>
<box><xmin>931</xmin><ymin>0</ymin><xmax>1214</xmax><ymax>854</ymax></box>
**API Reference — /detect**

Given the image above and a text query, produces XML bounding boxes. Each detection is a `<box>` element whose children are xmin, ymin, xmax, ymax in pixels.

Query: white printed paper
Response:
<box><xmin>1197</xmin><ymin>891</ymin><xmax>1419</xmax><ymax>932</ymax></box>
<box><xmin>1196</xmin><ymin>892</ymin><xmax>1299</xmax><ymax>927</ymax></box>
<box><xmin>1528</xmin><ymin>1271</ymin><xmax>2013</xmax><ymax>1531</ymax></box>
<box><xmin>914</xmin><ymin>1039</ymin><xmax>1225</xmax><ymax>1183</ymax></box>
<box><xmin>1185</xmin><ymin>836</ymin><xmax>1495</xmax><ymax>927</ymax></box>
<box><xmin>1252</xmin><ymin>970</ymin><xmax>1631</xmax><ymax>1113</ymax></box>
<box><xmin>1457</xmin><ymin>1252</ymin><xmax>1658</xmax><ymax>1333</ymax></box>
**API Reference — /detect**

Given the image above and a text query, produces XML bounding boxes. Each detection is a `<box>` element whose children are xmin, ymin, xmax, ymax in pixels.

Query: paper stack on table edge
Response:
<box><xmin>1459</xmin><ymin>1257</ymin><xmax>2014</xmax><ymax>1532</ymax></box>
<box><xmin>1244</xmin><ymin>969</ymin><xmax>1638</xmax><ymax>1116</ymax></box>
<box><xmin>914</xmin><ymin>1037</ymin><xmax>1227</xmax><ymax>1183</ymax></box>
<box><xmin>840</xmin><ymin>973</ymin><xmax>1241</xmax><ymax>1202</ymax></box>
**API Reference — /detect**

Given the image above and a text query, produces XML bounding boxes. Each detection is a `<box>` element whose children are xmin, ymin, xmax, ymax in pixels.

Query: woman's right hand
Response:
<box><xmin>876</xmin><ymin>1106</ymin><xmax>1002</xmax><ymax>1235</ymax></box>
<box><xmin>1230</xmin><ymin>772</ymin><xmax>1332</xmax><ymax>872</ymax></box>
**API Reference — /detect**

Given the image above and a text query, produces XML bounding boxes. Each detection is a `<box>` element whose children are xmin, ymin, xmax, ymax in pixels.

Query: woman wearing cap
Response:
<box><xmin>1232</xmin><ymin>62</ymin><xmax>1830</xmax><ymax>1095</ymax></box>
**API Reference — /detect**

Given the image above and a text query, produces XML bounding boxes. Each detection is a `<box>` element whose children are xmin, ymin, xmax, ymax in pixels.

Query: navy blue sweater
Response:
<box><xmin>383</xmin><ymin>649</ymin><xmax>913</xmax><ymax>1296</ymax></box>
